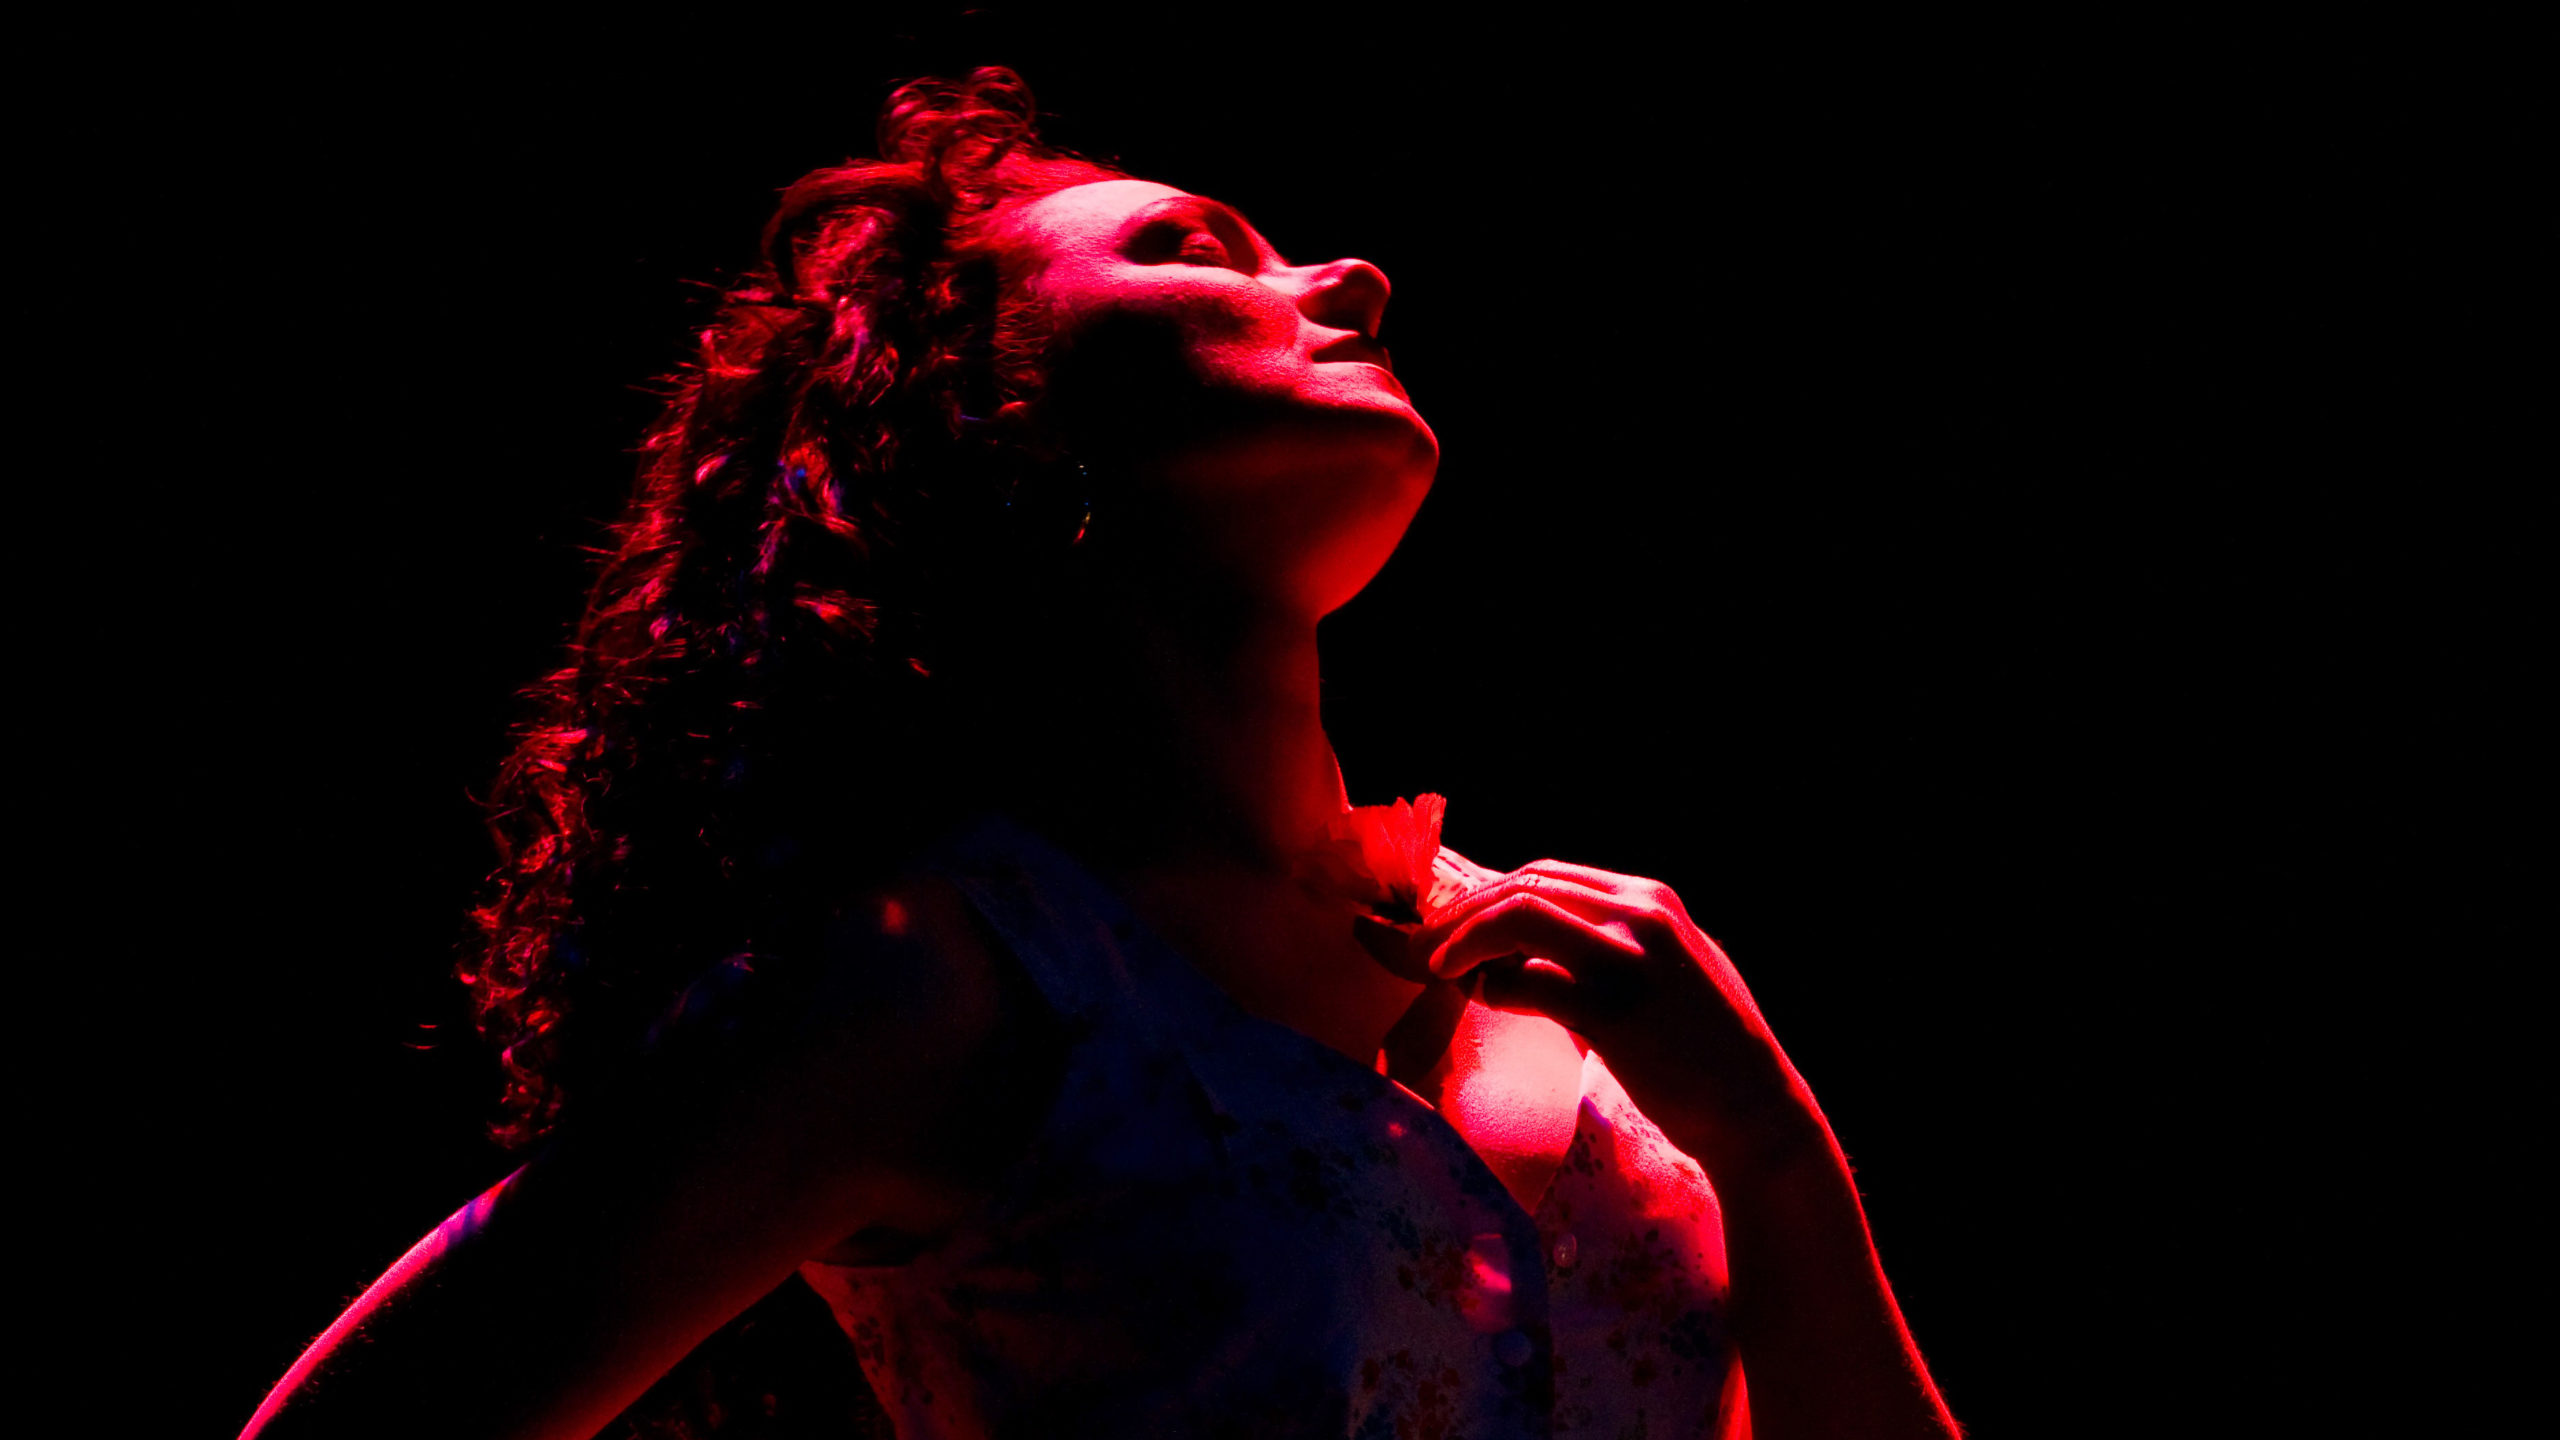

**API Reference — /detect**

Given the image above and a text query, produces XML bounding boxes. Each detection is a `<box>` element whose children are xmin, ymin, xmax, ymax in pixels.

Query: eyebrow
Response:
<box><xmin>1122</xmin><ymin>195</ymin><xmax>1282</xmax><ymax>267</ymax></box>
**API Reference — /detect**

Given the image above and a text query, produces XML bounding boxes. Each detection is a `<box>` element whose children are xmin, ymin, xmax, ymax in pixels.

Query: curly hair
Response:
<box><xmin>462</xmin><ymin>67</ymin><xmax>1124</xmax><ymax>1152</ymax></box>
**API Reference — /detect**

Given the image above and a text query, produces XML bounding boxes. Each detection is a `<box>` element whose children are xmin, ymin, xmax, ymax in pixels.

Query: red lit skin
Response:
<box><xmin>243</xmin><ymin>180</ymin><xmax>1956</xmax><ymax>1438</ymax></box>
<box><xmin>979</xmin><ymin>178</ymin><xmax>1444</xmax><ymax>1072</ymax></box>
<box><xmin>1406</xmin><ymin>870</ymin><xmax>1964</xmax><ymax>1437</ymax></box>
<box><xmin>991</xmin><ymin>179</ymin><xmax>1438</xmax><ymax>625</ymax></box>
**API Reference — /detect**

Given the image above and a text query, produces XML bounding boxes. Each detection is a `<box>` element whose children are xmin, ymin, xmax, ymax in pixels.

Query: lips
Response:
<box><xmin>1311</xmin><ymin>334</ymin><xmax>1394</xmax><ymax>373</ymax></box>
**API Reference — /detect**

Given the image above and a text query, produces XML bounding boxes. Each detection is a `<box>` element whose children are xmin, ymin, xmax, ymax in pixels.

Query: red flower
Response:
<box><xmin>1295</xmin><ymin>793</ymin><xmax>1448</xmax><ymax>926</ymax></box>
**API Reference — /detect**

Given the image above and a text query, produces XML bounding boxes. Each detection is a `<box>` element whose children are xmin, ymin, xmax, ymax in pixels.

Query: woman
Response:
<box><xmin>245</xmin><ymin>69</ymin><xmax>1960</xmax><ymax>1439</ymax></box>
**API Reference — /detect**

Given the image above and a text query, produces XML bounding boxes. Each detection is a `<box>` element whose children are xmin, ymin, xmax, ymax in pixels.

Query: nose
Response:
<box><xmin>1295</xmin><ymin>258</ymin><xmax>1391</xmax><ymax>341</ymax></box>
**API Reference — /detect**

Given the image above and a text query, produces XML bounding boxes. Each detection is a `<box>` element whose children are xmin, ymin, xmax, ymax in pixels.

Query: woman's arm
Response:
<box><xmin>1406</xmin><ymin>864</ymin><xmax>1962</xmax><ymax>1440</ymax></box>
<box><xmin>243</xmin><ymin>875</ymin><xmax>1049</xmax><ymax>1440</ymax></box>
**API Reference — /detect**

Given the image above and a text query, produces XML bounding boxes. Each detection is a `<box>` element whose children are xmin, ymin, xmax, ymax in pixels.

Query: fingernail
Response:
<box><xmin>1522</xmin><ymin>957</ymin><xmax>1577</xmax><ymax>986</ymax></box>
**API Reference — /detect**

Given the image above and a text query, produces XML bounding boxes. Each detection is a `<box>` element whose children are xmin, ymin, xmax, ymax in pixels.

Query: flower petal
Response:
<box><xmin>1293</xmin><ymin>794</ymin><xmax>1453</xmax><ymax>926</ymax></box>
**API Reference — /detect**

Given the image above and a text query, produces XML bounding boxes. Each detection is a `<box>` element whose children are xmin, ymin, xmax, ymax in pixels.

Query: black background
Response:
<box><xmin>39</xmin><ymin>9</ymin><xmax>2540</xmax><ymax>1437</ymax></box>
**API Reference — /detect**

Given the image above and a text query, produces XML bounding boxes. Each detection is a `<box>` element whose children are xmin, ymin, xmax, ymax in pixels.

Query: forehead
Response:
<box><xmin>1003</xmin><ymin>179</ymin><xmax>1200</xmax><ymax>255</ymax></box>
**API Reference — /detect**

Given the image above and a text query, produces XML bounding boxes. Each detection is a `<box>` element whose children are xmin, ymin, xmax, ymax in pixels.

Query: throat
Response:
<box><xmin>1117</xmin><ymin>859</ymin><xmax>1423</xmax><ymax>1067</ymax></box>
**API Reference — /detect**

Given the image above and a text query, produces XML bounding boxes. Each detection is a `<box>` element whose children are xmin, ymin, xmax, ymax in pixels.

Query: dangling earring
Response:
<box><xmin>1002</xmin><ymin>454</ymin><xmax>1094</xmax><ymax>550</ymax></box>
<box><xmin>1061</xmin><ymin>459</ymin><xmax>1093</xmax><ymax>548</ymax></box>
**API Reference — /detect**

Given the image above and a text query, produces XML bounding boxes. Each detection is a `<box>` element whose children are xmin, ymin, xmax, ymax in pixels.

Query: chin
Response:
<box><xmin>1315</xmin><ymin>385</ymin><xmax>1440</xmax><ymax>484</ymax></box>
<box><xmin>1132</xmin><ymin>393</ymin><xmax>1439</xmax><ymax>615</ymax></box>
<box><xmin>1300</xmin><ymin>447</ymin><xmax>1437</xmax><ymax>619</ymax></box>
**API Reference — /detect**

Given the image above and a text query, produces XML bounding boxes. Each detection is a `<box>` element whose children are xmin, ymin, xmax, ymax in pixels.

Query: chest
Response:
<box><xmin>802</xmin><ymin>988</ymin><xmax>1735</xmax><ymax>1437</ymax></box>
<box><xmin>1115</xmin><ymin>865</ymin><xmax>1591</xmax><ymax>1215</ymax></box>
<box><xmin>804</xmin><ymin>824</ymin><xmax>1740</xmax><ymax>1435</ymax></box>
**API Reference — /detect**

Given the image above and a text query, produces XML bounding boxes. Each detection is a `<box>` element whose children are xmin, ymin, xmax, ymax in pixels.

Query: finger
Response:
<box><xmin>1515</xmin><ymin>858</ymin><xmax>1690</xmax><ymax>919</ymax></box>
<box><xmin>1510</xmin><ymin>859</ymin><xmax>1700</xmax><ymax>939</ymax></box>
<box><xmin>1429</xmin><ymin>892</ymin><xmax>1642</xmax><ymax>983</ymax></box>
<box><xmin>1470</xmin><ymin>953</ymin><xmax>1587</xmax><ymax>1025</ymax></box>
<box><xmin>1514</xmin><ymin>858</ymin><xmax>1648</xmax><ymax>895</ymax></box>
<box><xmin>1423</xmin><ymin>876</ymin><xmax>1638</xmax><ymax>963</ymax></box>
<box><xmin>1412</xmin><ymin>871</ymin><xmax>1622</xmax><ymax>956</ymax></box>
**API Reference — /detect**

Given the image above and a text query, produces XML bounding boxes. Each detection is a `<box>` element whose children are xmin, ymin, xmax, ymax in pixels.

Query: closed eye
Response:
<box><xmin>1121</xmin><ymin>200</ymin><xmax>1266</xmax><ymax>273</ymax></box>
<box><xmin>1125</xmin><ymin>217</ymin><xmax>1219</xmax><ymax>264</ymax></box>
<box><xmin>1175</xmin><ymin>230</ymin><xmax>1231</xmax><ymax>266</ymax></box>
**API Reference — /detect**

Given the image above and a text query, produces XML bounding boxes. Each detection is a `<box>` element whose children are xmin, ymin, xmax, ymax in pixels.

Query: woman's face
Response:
<box><xmin>998</xmin><ymin>179</ymin><xmax>1439</xmax><ymax>621</ymax></box>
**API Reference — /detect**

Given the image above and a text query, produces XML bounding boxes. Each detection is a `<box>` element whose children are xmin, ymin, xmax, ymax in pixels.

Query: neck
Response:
<box><xmin>955</xmin><ymin>561</ymin><xmax>1427</xmax><ymax>1067</ymax></box>
<box><xmin>984</xmin><ymin>576</ymin><xmax>1349</xmax><ymax>881</ymax></box>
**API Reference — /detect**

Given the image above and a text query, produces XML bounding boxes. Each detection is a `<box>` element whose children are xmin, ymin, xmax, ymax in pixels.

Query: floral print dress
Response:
<box><xmin>798</xmin><ymin>814</ymin><xmax>1741</xmax><ymax>1438</ymax></box>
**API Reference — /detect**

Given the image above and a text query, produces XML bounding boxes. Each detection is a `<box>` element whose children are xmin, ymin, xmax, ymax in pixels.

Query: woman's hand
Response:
<box><xmin>1404</xmin><ymin>860</ymin><xmax>1822</xmax><ymax>1185</ymax></box>
<box><xmin>1407</xmin><ymin>861</ymin><xmax>1964</xmax><ymax>1439</ymax></box>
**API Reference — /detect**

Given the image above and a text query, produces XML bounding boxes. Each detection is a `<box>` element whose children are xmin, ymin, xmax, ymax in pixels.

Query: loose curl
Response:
<box><xmin>463</xmin><ymin>68</ymin><xmax>1124</xmax><ymax>1152</ymax></box>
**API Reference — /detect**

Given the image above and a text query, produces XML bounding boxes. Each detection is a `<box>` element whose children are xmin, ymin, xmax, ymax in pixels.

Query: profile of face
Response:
<box><xmin>995</xmin><ymin>179</ymin><xmax>1440</xmax><ymax>622</ymax></box>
